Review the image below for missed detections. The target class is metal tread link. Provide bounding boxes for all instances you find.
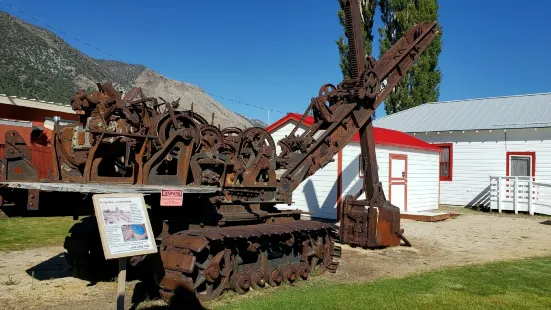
[158,220,341,303]
[162,220,338,250]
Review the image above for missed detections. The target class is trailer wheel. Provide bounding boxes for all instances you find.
[63,216,118,281]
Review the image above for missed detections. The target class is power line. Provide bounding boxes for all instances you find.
[205,92,286,114]
[0,0,289,116]
[0,0,124,62]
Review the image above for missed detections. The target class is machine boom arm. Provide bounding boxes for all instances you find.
[278,16,439,197]
[275,0,439,248]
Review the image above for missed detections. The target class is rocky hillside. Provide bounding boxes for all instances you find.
[0,11,255,128]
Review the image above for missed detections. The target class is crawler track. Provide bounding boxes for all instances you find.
[158,220,341,302]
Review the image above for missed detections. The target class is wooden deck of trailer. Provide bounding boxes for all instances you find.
[0,181,220,194]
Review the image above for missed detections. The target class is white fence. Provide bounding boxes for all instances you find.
[490,176,551,215]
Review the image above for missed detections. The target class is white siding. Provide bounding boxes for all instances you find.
[416,127,551,207]
[341,144,439,213]
[270,120,440,219]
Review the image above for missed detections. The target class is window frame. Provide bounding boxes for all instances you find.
[506,152,535,177]
[434,143,453,181]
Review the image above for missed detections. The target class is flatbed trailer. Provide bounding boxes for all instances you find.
[0,181,219,194]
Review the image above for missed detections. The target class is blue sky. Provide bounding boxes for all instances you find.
[2,0,551,124]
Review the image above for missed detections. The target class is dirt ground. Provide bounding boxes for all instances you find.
[1,208,551,310]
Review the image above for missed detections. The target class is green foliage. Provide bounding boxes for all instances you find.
[212,256,551,310]
[378,0,443,115]
[335,0,377,79]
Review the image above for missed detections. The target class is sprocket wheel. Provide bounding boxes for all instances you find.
[199,124,222,153]
[319,83,337,97]
[157,113,200,146]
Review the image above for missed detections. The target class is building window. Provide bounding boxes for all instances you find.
[507,152,535,177]
[434,143,453,181]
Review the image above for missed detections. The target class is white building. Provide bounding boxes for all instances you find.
[373,92,551,214]
[267,113,441,220]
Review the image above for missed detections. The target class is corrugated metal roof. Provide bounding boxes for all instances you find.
[0,94,74,114]
[373,92,551,132]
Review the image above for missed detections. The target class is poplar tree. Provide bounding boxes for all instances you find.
[378,0,442,114]
[335,0,377,80]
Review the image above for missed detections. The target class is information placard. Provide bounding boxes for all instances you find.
[92,193,158,260]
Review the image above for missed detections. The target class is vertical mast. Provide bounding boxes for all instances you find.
[342,0,380,202]
[342,0,366,79]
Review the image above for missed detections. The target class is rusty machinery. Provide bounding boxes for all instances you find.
[0,0,439,303]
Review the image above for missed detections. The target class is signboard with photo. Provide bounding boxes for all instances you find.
[92,193,157,259]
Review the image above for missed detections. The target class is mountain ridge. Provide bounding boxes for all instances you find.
[0,11,258,128]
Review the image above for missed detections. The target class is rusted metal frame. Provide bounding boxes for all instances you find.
[164,98,181,130]
[373,22,439,79]
[282,21,439,192]
[238,129,277,188]
[288,101,315,138]
[55,127,85,182]
[189,154,205,186]
[122,87,143,105]
[88,137,138,184]
[358,120,379,204]
[135,137,149,184]
[83,133,105,182]
[27,189,39,210]
[50,120,61,180]
[2,130,38,182]
[311,96,335,123]
[241,153,277,188]
[129,97,156,119]
[281,103,357,191]
[88,130,159,140]
[97,83,122,100]
[142,129,198,185]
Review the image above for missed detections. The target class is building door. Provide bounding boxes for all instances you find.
[389,154,408,211]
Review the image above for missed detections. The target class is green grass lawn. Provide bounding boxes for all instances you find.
[210,256,551,310]
[0,216,77,251]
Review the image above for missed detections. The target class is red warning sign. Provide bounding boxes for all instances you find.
[160,189,183,206]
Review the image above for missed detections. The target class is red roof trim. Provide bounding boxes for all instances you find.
[266,113,441,152]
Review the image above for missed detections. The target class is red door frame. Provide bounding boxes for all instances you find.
[389,153,408,211]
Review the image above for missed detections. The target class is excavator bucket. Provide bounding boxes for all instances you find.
[339,195,409,248]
